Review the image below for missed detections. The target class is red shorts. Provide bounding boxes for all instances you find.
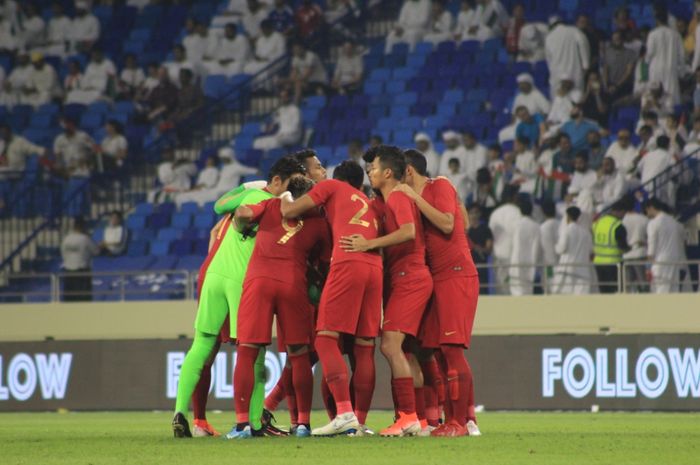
[383,268,433,337]
[237,277,314,346]
[316,261,383,338]
[419,274,479,349]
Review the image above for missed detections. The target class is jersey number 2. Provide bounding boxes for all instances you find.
[349,194,370,227]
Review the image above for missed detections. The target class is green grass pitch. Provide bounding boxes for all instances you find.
[1,411,698,465]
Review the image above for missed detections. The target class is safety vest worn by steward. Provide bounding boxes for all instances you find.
[593,214,623,264]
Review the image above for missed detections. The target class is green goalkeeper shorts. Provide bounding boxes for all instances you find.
[194,272,243,339]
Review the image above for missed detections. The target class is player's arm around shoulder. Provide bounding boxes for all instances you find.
[394,181,455,234]
[280,192,317,219]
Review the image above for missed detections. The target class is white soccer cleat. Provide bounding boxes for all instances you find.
[311,412,361,437]
[466,420,482,436]
[418,425,436,437]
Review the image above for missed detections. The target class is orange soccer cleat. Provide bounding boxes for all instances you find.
[430,420,468,437]
[192,419,221,437]
[379,412,422,437]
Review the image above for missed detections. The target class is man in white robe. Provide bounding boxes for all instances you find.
[553,206,593,294]
[539,199,559,292]
[438,130,468,175]
[253,89,302,150]
[384,0,431,53]
[645,198,686,293]
[488,186,521,294]
[423,0,454,45]
[545,16,590,95]
[646,8,685,105]
[414,132,439,176]
[509,194,541,296]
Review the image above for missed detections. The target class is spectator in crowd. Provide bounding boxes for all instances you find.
[545,76,581,130]
[63,59,83,95]
[552,206,593,294]
[0,7,19,55]
[621,195,649,293]
[0,53,30,107]
[552,133,576,174]
[461,130,487,182]
[438,130,467,175]
[513,73,550,117]
[592,201,629,293]
[488,185,520,294]
[144,66,178,123]
[117,54,146,100]
[664,114,687,158]
[53,117,95,178]
[539,198,559,288]
[369,134,383,148]
[242,0,272,40]
[516,16,547,63]
[470,0,509,41]
[636,111,664,144]
[136,62,160,104]
[545,15,590,94]
[384,0,431,53]
[569,151,596,195]
[206,23,251,77]
[243,19,286,76]
[70,0,100,53]
[602,30,636,104]
[18,2,45,52]
[44,1,71,57]
[509,193,541,296]
[466,203,493,293]
[684,118,700,156]
[97,120,128,173]
[423,0,454,45]
[640,81,674,118]
[593,157,626,212]
[253,88,302,150]
[511,136,537,193]
[148,148,194,203]
[560,103,601,152]
[284,42,328,102]
[580,70,610,128]
[586,130,607,170]
[444,157,470,200]
[634,135,674,205]
[165,45,195,87]
[183,20,215,70]
[646,6,685,105]
[629,46,650,105]
[171,69,204,124]
[645,198,687,293]
[613,6,636,42]
[331,41,363,95]
[175,155,221,206]
[61,216,99,302]
[68,48,116,104]
[469,167,499,216]
[605,129,637,177]
[0,123,46,179]
[504,3,524,57]
[176,147,257,206]
[295,0,325,43]
[453,0,477,42]
[413,132,438,176]
[267,0,295,35]
[99,211,127,256]
[575,13,602,68]
[22,52,58,108]
[637,124,655,156]
[514,106,542,148]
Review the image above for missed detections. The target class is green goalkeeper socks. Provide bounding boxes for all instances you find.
[249,347,267,430]
[174,330,218,416]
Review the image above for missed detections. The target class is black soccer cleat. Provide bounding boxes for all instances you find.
[172,412,193,438]
[261,409,290,436]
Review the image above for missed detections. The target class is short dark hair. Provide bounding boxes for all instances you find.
[448,157,460,166]
[292,148,317,166]
[559,133,571,142]
[501,184,520,203]
[267,156,305,182]
[376,145,406,181]
[516,193,533,216]
[369,134,383,144]
[106,119,123,134]
[566,206,581,221]
[333,160,365,190]
[656,135,670,149]
[403,149,428,176]
[541,198,556,218]
[476,167,491,185]
[642,110,658,121]
[362,146,380,164]
[575,151,589,162]
[516,136,530,147]
[288,176,314,199]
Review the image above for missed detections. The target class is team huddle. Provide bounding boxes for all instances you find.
[172,145,480,439]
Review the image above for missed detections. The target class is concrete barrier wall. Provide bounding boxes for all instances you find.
[1,294,699,342]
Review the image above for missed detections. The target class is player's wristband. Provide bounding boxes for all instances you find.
[243,180,268,190]
[279,191,293,202]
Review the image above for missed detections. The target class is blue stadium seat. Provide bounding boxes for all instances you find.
[414,42,433,55]
[177,254,202,271]
[171,212,192,229]
[157,228,180,241]
[194,212,215,229]
[134,203,154,215]
[127,240,149,257]
[369,68,391,81]
[150,240,171,256]
[385,81,406,94]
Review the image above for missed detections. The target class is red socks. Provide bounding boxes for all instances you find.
[466,358,476,423]
[264,366,288,412]
[233,345,259,424]
[315,335,352,415]
[423,385,439,426]
[440,344,470,427]
[289,352,313,425]
[414,386,426,422]
[352,344,375,425]
[320,376,336,420]
[192,361,212,420]
[391,377,415,415]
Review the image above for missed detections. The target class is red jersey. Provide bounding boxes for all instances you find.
[381,191,427,276]
[307,179,382,267]
[244,198,331,287]
[420,178,478,280]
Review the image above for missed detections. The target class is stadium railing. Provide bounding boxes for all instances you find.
[2,260,698,303]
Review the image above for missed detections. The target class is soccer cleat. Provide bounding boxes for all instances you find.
[466,420,482,437]
[311,412,361,436]
[430,420,467,437]
[345,424,374,436]
[418,420,436,437]
[224,424,263,440]
[172,412,192,438]
[379,412,422,437]
[192,419,220,437]
[261,409,290,436]
[295,425,311,437]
